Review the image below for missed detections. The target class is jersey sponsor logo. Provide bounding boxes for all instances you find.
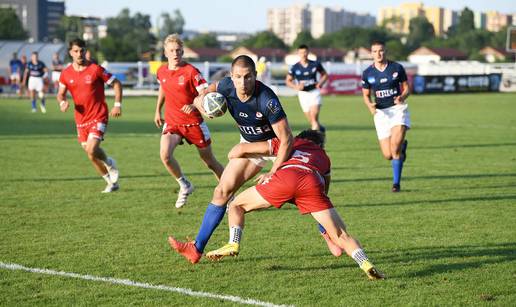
[392,72,398,79]
[295,70,301,75]
[375,88,397,98]
[267,99,281,114]
[162,78,166,83]
[178,75,185,85]
[256,112,263,118]
[70,79,74,84]
[303,71,309,76]
[239,112,248,118]
[238,125,271,135]
[85,75,92,84]
[380,78,388,83]
[311,67,316,73]
[367,76,376,84]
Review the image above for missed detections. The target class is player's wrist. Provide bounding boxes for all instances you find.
[60,100,67,107]
[114,102,122,108]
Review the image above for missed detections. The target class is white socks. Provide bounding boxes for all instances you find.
[176,176,190,189]
[351,249,369,267]
[229,226,242,244]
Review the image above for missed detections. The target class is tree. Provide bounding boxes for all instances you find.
[292,30,315,49]
[456,7,475,35]
[99,8,156,61]
[406,16,435,51]
[186,33,220,48]
[385,40,408,61]
[0,8,27,40]
[159,10,184,40]
[55,16,83,42]
[381,16,405,34]
[240,31,287,49]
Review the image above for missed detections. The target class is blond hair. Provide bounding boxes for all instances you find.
[163,34,184,48]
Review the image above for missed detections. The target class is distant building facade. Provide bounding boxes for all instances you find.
[0,0,65,42]
[268,4,375,45]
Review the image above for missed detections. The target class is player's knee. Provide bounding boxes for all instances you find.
[160,151,170,164]
[213,184,232,201]
[382,152,393,160]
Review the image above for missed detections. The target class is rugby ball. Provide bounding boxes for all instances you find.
[202,92,227,118]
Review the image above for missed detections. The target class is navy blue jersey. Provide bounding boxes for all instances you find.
[27,61,46,78]
[288,60,325,91]
[9,59,22,74]
[361,61,407,109]
[217,77,287,142]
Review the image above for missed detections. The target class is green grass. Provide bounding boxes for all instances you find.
[1,93,515,306]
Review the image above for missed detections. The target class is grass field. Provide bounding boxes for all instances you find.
[1,93,515,306]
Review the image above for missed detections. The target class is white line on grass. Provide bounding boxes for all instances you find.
[0,262,292,307]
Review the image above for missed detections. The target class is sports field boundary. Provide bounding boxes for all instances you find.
[0,262,292,307]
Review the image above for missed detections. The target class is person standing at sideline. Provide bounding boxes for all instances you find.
[361,40,410,193]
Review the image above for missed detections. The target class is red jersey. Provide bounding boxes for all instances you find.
[59,63,114,125]
[157,63,207,125]
[273,138,331,176]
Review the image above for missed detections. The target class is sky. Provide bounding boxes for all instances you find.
[66,0,515,33]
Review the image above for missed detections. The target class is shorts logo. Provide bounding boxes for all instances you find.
[239,112,248,118]
[178,76,185,85]
[97,122,106,132]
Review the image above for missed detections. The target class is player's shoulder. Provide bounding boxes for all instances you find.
[217,77,234,93]
[389,61,405,70]
[362,64,375,76]
[256,81,278,101]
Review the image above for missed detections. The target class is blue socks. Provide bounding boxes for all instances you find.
[31,99,36,109]
[41,98,45,107]
[194,203,227,252]
[392,159,403,185]
[318,223,327,234]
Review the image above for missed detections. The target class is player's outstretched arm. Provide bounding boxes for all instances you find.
[109,79,122,118]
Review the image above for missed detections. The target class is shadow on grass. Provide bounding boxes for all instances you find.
[332,172,516,183]
[379,242,516,278]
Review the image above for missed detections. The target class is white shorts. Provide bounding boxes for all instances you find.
[239,136,276,167]
[28,77,44,92]
[373,103,411,140]
[297,89,322,113]
[10,73,20,81]
[52,71,61,83]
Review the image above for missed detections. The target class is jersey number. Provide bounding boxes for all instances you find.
[291,150,311,163]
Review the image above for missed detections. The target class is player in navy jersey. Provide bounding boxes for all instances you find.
[22,52,49,113]
[8,53,23,94]
[286,44,328,133]
[361,41,410,192]
[205,130,384,280]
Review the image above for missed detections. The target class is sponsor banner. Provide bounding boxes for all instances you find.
[412,74,502,94]
[322,74,362,95]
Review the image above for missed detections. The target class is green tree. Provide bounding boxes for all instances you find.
[99,8,156,61]
[381,16,405,34]
[406,16,435,51]
[186,33,220,48]
[55,16,83,42]
[292,30,315,49]
[0,8,27,40]
[159,10,184,40]
[385,40,408,61]
[456,7,475,35]
[240,31,287,49]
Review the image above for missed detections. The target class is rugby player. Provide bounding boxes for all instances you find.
[8,53,22,94]
[286,44,328,133]
[361,40,410,192]
[56,38,122,193]
[206,130,384,280]
[154,34,224,208]
[23,52,48,113]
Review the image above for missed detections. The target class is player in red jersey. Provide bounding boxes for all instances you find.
[206,130,384,280]
[57,38,122,193]
[154,34,224,208]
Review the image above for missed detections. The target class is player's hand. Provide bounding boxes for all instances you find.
[110,106,122,118]
[369,107,376,115]
[181,104,196,114]
[394,96,405,105]
[59,101,69,112]
[154,113,164,128]
[255,172,273,185]
[297,82,305,91]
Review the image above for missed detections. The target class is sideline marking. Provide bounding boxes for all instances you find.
[0,262,292,307]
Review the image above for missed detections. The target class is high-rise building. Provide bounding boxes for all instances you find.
[485,11,512,32]
[268,4,375,45]
[0,0,65,42]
